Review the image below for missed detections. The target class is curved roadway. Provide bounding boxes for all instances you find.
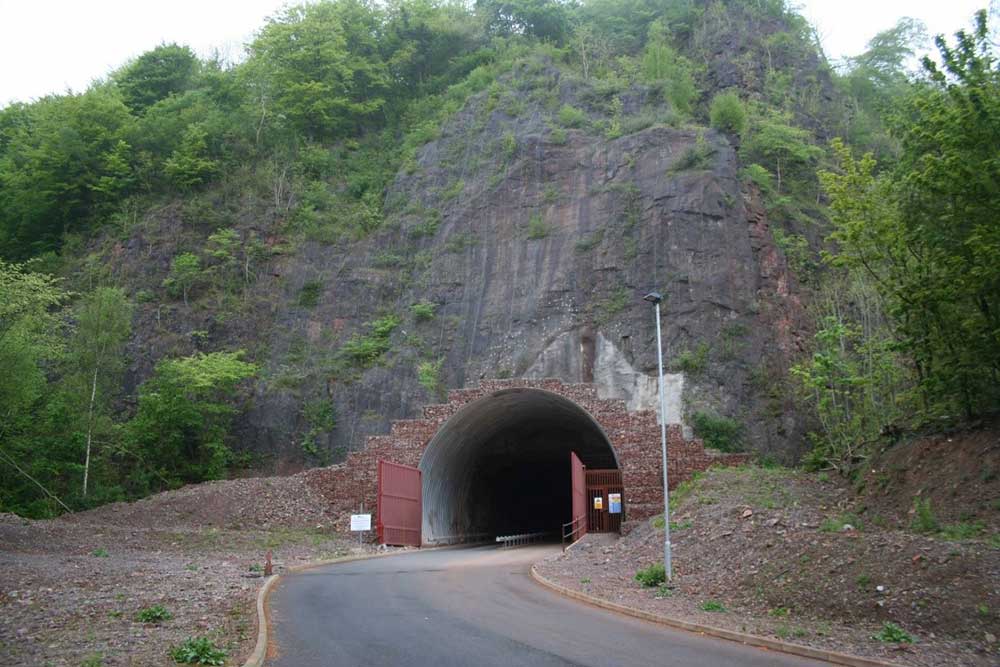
[265,545,828,667]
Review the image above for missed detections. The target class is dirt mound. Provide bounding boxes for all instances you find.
[859,421,1000,532]
[64,470,339,530]
[538,465,1000,666]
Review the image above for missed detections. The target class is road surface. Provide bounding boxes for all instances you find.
[265,544,828,666]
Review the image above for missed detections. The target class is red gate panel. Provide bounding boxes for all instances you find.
[586,469,623,534]
[570,451,587,542]
[377,460,422,547]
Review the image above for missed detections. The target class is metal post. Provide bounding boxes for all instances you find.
[646,293,672,582]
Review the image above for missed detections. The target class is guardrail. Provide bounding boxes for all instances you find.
[495,531,550,549]
[561,514,586,551]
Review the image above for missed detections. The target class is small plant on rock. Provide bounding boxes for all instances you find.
[634,563,666,588]
[170,637,228,665]
[136,605,173,623]
[872,622,914,644]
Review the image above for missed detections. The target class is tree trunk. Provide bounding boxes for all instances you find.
[83,367,98,497]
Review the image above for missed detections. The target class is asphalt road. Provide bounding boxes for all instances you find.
[265,545,828,667]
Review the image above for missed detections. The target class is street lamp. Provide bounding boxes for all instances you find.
[643,291,672,582]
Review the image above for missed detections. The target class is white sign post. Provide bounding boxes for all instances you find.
[351,504,371,546]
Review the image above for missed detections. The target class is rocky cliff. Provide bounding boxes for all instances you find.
[105,12,829,470]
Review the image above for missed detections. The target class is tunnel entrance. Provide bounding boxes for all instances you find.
[418,388,621,546]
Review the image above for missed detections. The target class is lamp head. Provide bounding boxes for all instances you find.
[643,292,663,304]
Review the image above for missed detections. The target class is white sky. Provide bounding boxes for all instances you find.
[0,1,992,108]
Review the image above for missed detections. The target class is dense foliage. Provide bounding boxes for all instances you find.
[796,11,1000,470]
[1,0,997,513]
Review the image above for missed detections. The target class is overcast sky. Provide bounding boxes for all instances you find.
[0,1,992,107]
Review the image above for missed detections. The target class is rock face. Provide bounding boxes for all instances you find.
[236,65,809,467]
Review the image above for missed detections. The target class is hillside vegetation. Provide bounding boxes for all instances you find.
[1,1,999,518]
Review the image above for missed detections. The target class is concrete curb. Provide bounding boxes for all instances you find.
[529,565,902,667]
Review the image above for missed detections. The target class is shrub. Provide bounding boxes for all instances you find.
[170,637,227,665]
[634,563,666,587]
[549,127,568,144]
[339,315,401,367]
[557,105,587,128]
[670,133,715,173]
[136,605,172,623]
[690,411,743,452]
[417,359,444,396]
[297,280,323,308]
[673,342,709,375]
[709,91,747,134]
[410,301,437,322]
[527,213,550,240]
[910,498,939,534]
[872,622,914,644]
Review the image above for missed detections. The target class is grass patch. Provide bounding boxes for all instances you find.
[938,521,984,541]
[634,563,666,587]
[872,622,914,644]
[820,513,863,532]
[136,605,173,623]
[444,232,477,253]
[91,548,109,558]
[669,133,715,173]
[170,637,228,665]
[700,600,726,612]
[575,229,604,253]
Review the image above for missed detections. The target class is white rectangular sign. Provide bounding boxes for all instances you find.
[350,514,372,532]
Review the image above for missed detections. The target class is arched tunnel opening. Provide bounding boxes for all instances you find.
[419,388,619,546]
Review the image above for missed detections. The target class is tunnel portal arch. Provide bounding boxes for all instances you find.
[418,387,619,546]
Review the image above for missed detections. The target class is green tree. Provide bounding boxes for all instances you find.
[741,108,822,193]
[116,43,200,115]
[163,124,217,189]
[245,1,391,140]
[127,351,257,492]
[640,21,697,115]
[66,287,132,496]
[0,261,72,515]
[162,252,204,305]
[0,88,133,258]
[709,90,746,134]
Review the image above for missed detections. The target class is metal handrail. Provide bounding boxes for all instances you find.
[561,514,586,551]
[495,531,550,549]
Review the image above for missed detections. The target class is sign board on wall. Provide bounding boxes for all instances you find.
[593,496,603,510]
[608,493,621,514]
[350,514,372,532]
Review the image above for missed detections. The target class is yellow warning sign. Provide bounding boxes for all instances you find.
[593,496,603,510]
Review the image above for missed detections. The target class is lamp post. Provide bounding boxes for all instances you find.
[643,291,672,582]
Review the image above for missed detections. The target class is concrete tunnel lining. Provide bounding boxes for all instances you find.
[418,388,619,545]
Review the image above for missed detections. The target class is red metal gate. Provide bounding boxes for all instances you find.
[586,469,624,533]
[566,451,587,544]
[377,460,422,547]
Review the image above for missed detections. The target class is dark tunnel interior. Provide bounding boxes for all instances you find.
[419,388,618,545]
